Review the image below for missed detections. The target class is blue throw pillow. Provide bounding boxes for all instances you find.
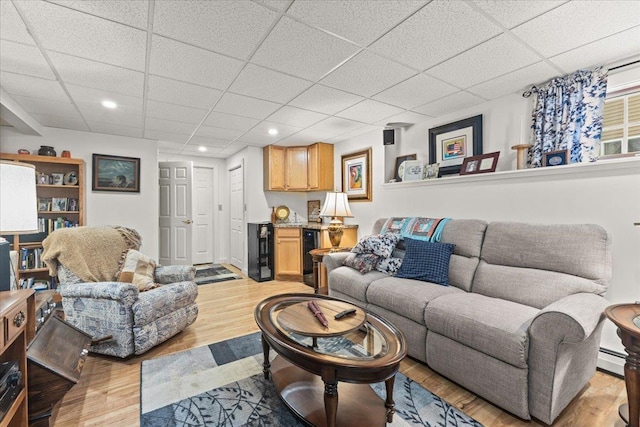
[395,238,455,286]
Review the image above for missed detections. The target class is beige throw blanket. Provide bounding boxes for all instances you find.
[42,226,141,282]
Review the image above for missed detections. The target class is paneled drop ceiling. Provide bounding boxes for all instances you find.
[1,0,639,158]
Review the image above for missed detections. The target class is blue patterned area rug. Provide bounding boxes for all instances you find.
[194,264,241,285]
[140,332,483,426]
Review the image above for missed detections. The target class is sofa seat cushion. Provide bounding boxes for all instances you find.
[328,266,388,302]
[367,277,464,325]
[425,293,539,368]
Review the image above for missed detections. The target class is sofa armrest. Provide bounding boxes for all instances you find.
[58,282,139,306]
[323,252,350,276]
[155,265,196,284]
[530,293,608,343]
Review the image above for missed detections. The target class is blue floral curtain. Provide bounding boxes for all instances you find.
[527,68,608,167]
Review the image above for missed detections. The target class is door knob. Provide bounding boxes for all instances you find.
[182,219,193,224]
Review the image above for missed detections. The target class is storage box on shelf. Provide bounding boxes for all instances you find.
[0,153,85,290]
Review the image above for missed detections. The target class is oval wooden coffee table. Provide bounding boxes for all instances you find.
[255,293,407,427]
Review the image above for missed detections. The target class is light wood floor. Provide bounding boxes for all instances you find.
[51,267,627,426]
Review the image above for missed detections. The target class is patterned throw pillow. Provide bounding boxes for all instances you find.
[376,257,403,275]
[351,233,400,258]
[343,253,380,274]
[117,249,159,291]
[395,238,455,286]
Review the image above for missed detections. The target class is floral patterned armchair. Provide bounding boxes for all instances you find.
[42,226,198,358]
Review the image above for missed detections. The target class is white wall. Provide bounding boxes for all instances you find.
[331,87,640,374]
[0,127,160,258]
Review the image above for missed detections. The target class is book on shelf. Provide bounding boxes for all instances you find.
[20,247,44,270]
[37,217,79,233]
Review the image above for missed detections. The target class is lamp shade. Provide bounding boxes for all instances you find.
[319,192,353,218]
[0,160,38,234]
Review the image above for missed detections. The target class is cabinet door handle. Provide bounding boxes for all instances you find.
[13,310,25,327]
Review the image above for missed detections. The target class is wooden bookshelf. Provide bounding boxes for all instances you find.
[0,153,85,288]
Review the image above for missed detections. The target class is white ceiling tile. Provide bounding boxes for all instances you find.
[427,34,540,88]
[145,117,196,135]
[267,106,328,128]
[195,125,244,141]
[10,94,77,117]
[189,135,233,148]
[320,51,417,97]
[79,103,143,128]
[238,121,302,145]
[203,111,259,132]
[88,121,144,138]
[213,93,281,120]
[374,110,432,127]
[373,73,458,109]
[148,75,222,110]
[0,72,68,102]
[146,100,208,124]
[229,64,312,103]
[255,1,290,11]
[150,35,244,89]
[156,140,184,150]
[287,0,427,46]
[276,128,334,146]
[326,124,382,143]
[154,1,277,60]
[145,129,188,143]
[413,91,485,117]
[251,16,360,80]
[0,40,54,80]
[288,84,364,115]
[549,26,640,74]
[49,51,144,97]
[512,1,640,57]
[468,62,560,100]
[471,0,565,29]
[214,144,247,156]
[370,1,501,70]
[47,0,149,29]
[30,112,89,131]
[66,84,143,110]
[17,0,147,70]
[336,99,405,123]
[307,116,366,135]
[0,1,34,44]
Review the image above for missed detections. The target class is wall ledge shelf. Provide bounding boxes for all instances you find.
[382,156,640,189]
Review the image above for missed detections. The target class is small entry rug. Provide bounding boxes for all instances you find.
[194,264,241,285]
[140,332,483,426]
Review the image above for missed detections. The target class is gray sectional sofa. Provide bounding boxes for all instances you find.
[324,218,611,424]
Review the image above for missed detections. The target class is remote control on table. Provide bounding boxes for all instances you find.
[334,308,357,319]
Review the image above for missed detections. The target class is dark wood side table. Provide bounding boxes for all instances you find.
[309,247,351,294]
[605,303,640,427]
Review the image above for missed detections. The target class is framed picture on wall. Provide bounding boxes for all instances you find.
[92,154,140,192]
[342,148,372,201]
[428,115,483,176]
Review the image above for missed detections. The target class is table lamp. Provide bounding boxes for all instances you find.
[319,192,353,252]
[0,160,39,291]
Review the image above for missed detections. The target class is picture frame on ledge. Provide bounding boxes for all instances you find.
[394,154,417,182]
[342,148,372,201]
[542,149,569,167]
[307,200,321,223]
[460,151,500,175]
[401,160,423,181]
[428,115,483,176]
[423,163,440,179]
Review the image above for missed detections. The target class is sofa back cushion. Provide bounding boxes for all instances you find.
[372,218,487,291]
[473,222,611,308]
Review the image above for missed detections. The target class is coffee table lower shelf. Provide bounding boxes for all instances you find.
[270,355,387,427]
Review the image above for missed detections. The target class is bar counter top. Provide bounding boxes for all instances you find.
[272,222,358,230]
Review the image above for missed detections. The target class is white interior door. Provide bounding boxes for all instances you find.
[159,162,193,266]
[229,164,244,269]
[192,167,214,265]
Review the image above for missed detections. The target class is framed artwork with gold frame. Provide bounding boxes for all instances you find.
[341,148,372,202]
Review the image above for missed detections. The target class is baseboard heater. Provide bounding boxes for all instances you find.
[597,347,625,378]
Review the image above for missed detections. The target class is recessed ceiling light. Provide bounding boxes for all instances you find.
[101,100,117,109]
[268,128,278,135]
[198,146,207,152]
